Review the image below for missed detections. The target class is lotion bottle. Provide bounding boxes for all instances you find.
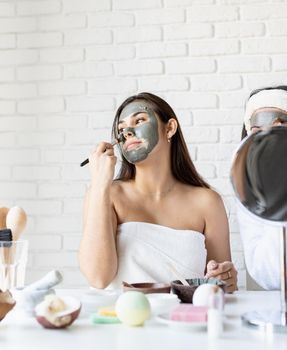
[207,288,224,338]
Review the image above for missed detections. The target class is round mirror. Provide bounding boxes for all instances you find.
[230,126,287,332]
[231,126,287,224]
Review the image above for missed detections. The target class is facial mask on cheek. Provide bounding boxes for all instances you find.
[118,102,159,164]
[250,111,287,129]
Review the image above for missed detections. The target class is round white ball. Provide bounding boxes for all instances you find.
[193,284,224,307]
[115,291,151,326]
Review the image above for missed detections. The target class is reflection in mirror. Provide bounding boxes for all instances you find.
[231,126,287,332]
[231,127,287,223]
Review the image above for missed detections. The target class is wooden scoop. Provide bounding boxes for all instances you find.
[6,206,27,241]
[0,207,9,230]
[122,281,135,288]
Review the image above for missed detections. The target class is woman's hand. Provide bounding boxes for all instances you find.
[205,260,238,293]
[88,142,117,188]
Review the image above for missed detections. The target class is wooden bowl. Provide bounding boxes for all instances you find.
[122,282,171,294]
[171,278,226,303]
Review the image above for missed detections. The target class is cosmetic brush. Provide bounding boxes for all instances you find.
[0,206,27,290]
[80,134,124,167]
[0,229,12,244]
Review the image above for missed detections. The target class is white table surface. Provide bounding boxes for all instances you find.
[1,290,287,350]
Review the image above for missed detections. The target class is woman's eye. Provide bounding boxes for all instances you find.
[118,128,124,134]
[136,118,145,125]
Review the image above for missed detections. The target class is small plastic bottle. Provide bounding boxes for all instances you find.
[207,288,224,338]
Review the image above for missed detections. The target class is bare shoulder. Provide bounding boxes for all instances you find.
[193,187,227,221]
[180,184,224,209]
[180,184,221,200]
[110,179,132,200]
[196,187,223,205]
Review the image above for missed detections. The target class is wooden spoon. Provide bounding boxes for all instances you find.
[0,207,9,230]
[6,206,27,241]
[165,262,190,286]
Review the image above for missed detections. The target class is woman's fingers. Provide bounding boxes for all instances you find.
[206,260,218,273]
[215,268,236,281]
[88,141,117,177]
[96,142,114,154]
[205,261,238,293]
[216,270,237,293]
[225,283,237,293]
[88,142,115,163]
[206,261,233,277]
[104,148,114,156]
[224,269,238,293]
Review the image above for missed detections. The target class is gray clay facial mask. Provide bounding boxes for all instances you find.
[118,102,159,164]
[250,111,287,129]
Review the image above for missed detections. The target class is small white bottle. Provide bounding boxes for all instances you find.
[207,288,224,338]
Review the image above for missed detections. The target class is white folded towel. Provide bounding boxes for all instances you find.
[108,222,207,289]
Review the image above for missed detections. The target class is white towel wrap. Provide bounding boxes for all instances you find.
[108,222,207,290]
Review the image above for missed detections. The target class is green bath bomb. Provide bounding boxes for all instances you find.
[115,291,151,326]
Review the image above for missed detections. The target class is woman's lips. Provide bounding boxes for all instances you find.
[125,140,142,151]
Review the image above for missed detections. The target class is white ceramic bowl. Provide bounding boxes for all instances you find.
[80,289,120,317]
[146,293,180,316]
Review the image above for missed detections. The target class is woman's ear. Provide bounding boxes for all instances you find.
[166,118,178,141]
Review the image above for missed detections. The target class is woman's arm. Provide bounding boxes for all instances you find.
[202,190,238,292]
[204,190,231,262]
[78,142,118,289]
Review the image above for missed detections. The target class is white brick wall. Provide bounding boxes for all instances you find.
[1,0,286,289]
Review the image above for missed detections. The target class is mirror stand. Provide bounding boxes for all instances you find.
[242,226,287,332]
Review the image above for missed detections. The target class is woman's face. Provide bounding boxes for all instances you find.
[117,101,159,164]
[250,107,287,133]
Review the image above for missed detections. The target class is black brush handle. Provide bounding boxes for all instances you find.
[0,228,12,247]
[80,158,89,167]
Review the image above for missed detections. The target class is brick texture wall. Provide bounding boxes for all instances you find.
[1,0,286,288]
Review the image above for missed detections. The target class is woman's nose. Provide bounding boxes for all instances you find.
[123,127,135,139]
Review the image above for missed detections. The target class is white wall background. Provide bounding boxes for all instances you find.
[0,0,287,288]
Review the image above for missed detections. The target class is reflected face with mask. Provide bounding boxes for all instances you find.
[250,107,287,134]
[117,101,159,164]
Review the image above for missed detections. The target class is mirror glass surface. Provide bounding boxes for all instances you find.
[231,126,287,223]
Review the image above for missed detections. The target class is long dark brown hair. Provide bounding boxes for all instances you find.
[241,85,287,140]
[112,92,210,188]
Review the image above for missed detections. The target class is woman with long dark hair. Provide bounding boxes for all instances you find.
[79,92,237,292]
